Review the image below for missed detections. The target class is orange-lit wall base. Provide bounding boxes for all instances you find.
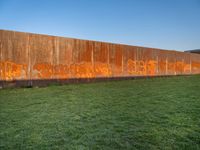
[0,30,200,87]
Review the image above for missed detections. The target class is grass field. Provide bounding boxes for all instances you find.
[0,75,200,149]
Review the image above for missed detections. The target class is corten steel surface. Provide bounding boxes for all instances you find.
[0,30,200,88]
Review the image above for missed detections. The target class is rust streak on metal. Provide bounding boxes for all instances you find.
[0,29,200,88]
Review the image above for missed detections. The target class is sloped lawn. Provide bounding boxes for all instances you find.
[0,75,200,149]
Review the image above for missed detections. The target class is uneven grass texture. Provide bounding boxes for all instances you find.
[0,75,200,149]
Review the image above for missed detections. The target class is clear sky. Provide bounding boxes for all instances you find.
[0,0,200,51]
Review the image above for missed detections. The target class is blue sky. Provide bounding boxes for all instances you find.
[0,0,200,51]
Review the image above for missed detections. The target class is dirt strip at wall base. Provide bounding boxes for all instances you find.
[0,74,197,88]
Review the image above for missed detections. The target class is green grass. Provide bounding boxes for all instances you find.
[0,75,200,150]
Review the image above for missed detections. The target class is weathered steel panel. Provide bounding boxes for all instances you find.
[0,31,29,81]
[29,33,54,80]
[0,29,200,88]
[191,53,200,74]
[157,49,168,75]
[124,45,137,76]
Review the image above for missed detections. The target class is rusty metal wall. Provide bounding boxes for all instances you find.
[0,30,200,87]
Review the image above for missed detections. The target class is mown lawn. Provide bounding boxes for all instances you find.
[0,75,200,149]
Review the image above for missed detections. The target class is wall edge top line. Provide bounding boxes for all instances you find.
[0,29,188,54]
